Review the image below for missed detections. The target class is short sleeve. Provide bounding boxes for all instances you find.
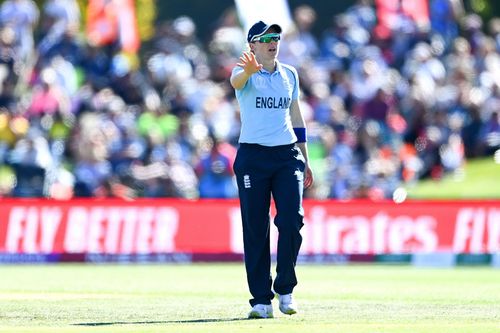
[231,66,245,76]
[290,67,299,100]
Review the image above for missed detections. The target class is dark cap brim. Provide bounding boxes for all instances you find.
[248,22,283,42]
[267,24,282,34]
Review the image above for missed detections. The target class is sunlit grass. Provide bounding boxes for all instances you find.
[407,157,500,199]
[0,264,499,333]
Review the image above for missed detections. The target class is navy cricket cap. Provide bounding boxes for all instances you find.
[247,21,282,42]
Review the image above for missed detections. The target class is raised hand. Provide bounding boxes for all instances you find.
[236,51,263,75]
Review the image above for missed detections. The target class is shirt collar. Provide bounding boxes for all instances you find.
[259,60,283,76]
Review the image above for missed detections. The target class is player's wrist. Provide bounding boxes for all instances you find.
[243,67,257,75]
[293,127,307,143]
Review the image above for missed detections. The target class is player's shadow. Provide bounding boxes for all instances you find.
[73,318,249,326]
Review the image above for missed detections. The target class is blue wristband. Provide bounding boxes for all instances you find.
[293,127,307,143]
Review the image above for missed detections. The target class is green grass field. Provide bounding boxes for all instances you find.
[407,157,500,199]
[0,264,499,333]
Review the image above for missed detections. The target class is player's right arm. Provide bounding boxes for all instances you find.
[230,51,262,90]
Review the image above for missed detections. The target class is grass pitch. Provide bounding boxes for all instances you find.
[0,263,499,333]
[407,157,500,199]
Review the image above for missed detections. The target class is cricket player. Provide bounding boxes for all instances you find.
[230,20,314,319]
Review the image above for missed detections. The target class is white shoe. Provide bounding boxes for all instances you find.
[248,304,274,319]
[276,293,297,315]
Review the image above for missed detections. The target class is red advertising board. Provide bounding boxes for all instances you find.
[0,199,498,256]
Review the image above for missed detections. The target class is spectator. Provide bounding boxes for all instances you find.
[280,5,319,67]
[0,2,498,200]
[361,88,394,122]
[195,133,237,198]
[38,0,81,57]
[0,0,39,62]
[430,0,463,50]
[479,111,500,155]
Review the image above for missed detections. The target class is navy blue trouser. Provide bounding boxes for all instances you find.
[233,143,305,306]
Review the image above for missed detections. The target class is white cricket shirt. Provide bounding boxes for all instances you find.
[233,61,300,146]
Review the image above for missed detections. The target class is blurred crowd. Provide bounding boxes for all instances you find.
[0,0,499,200]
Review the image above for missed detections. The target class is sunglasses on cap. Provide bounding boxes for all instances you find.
[252,33,281,43]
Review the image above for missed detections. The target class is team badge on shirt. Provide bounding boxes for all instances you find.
[254,76,267,90]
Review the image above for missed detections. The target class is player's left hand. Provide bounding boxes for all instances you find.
[304,163,314,189]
